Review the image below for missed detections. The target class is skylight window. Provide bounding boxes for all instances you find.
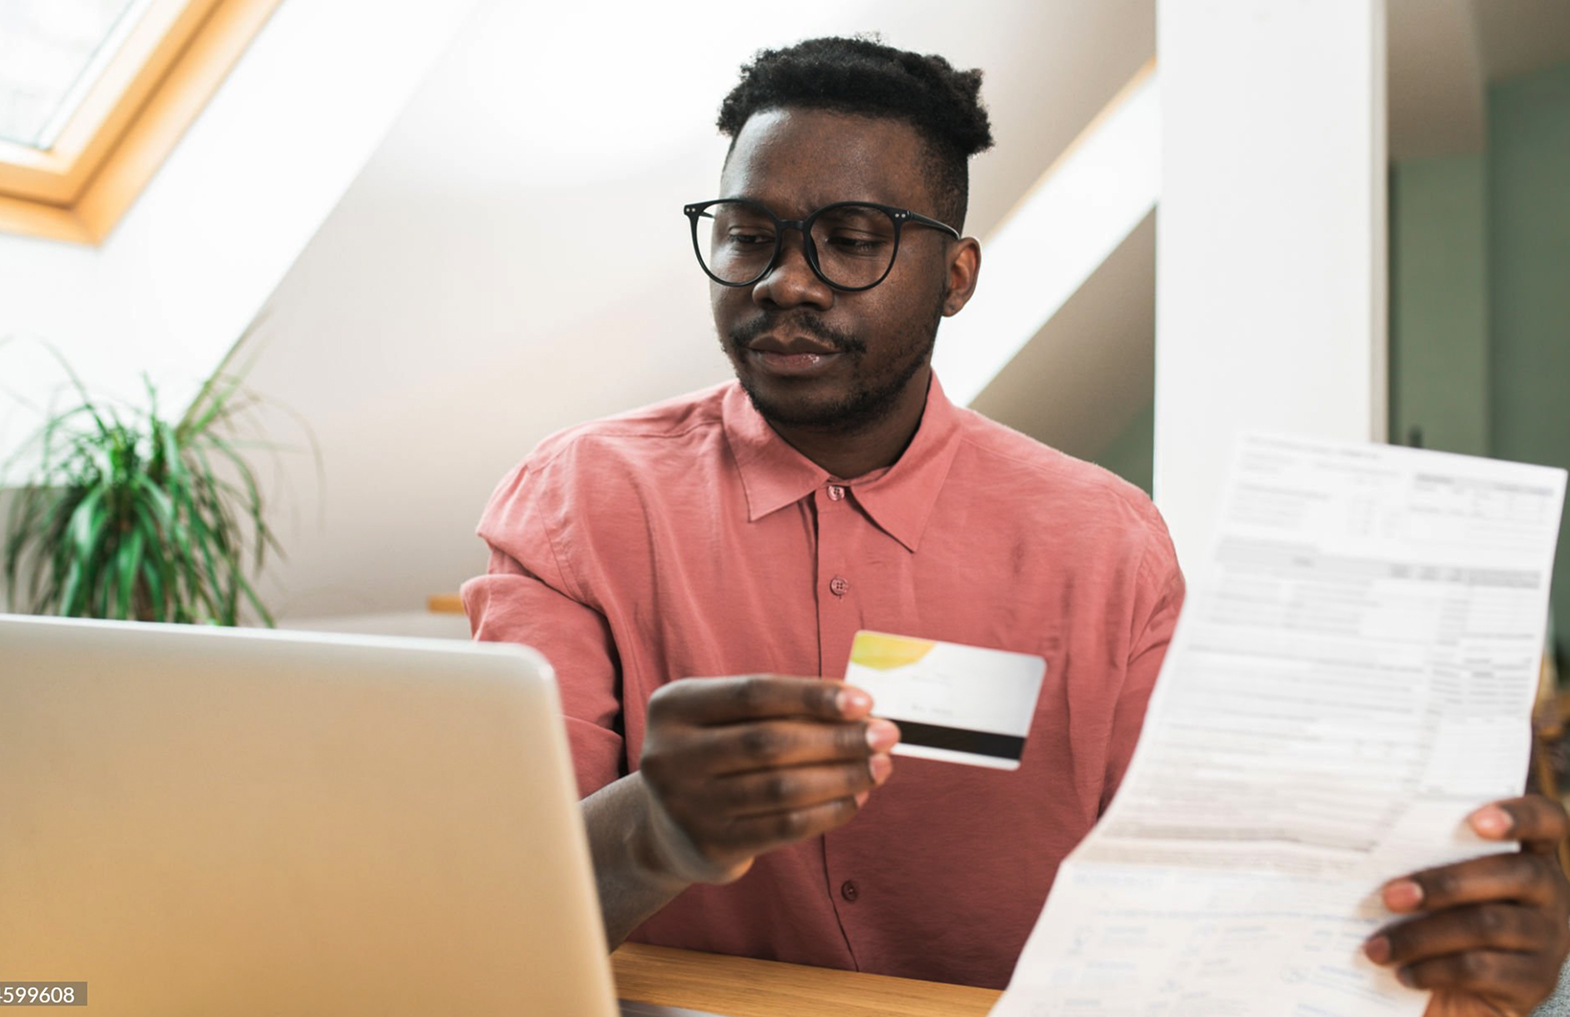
[0,0,281,245]
[0,0,154,149]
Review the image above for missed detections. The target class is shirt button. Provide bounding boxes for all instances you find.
[829,576,849,597]
[827,484,845,501]
[840,880,859,902]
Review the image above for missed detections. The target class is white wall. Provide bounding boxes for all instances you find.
[1154,0,1388,567]
[0,0,481,451]
[933,68,1159,407]
[228,0,1157,619]
[971,212,1156,465]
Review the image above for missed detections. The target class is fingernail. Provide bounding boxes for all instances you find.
[866,719,899,752]
[838,688,871,714]
[1383,879,1423,912]
[854,790,870,808]
[869,754,894,784]
[1396,966,1417,989]
[1363,935,1391,964]
[1470,804,1512,839]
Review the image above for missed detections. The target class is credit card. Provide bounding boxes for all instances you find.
[844,630,1047,771]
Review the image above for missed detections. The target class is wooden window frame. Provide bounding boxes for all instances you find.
[0,0,283,245]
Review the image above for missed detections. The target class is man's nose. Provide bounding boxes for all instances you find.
[751,230,833,310]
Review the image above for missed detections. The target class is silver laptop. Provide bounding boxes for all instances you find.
[0,614,620,1016]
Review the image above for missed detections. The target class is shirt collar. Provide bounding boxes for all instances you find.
[722,372,963,553]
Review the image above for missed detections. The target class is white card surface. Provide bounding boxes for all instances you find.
[844,631,1047,770]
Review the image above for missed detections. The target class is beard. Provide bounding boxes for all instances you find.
[722,300,944,433]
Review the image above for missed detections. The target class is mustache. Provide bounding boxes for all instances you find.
[728,313,866,355]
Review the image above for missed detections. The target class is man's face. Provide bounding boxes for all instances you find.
[711,108,956,432]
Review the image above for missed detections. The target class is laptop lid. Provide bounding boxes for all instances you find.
[0,614,618,1017]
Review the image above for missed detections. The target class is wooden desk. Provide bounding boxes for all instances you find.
[612,942,1000,1017]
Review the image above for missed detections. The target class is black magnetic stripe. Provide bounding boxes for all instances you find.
[894,720,1025,760]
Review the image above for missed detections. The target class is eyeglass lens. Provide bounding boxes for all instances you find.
[698,201,898,289]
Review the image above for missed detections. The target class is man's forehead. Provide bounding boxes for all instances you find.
[719,107,930,210]
[725,106,926,161]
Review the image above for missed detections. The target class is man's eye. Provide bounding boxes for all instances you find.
[724,231,773,246]
[825,233,888,253]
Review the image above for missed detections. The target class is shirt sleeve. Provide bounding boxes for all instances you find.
[1100,521,1186,814]
[461,462,625,798]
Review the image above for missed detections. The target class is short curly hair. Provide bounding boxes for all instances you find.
[716,36,994,231]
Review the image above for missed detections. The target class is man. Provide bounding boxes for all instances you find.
[464,36,1570,1013]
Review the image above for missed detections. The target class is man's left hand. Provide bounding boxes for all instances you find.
[1363,795,1570,1017]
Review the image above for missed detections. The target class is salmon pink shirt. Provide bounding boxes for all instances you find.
[462,374,1184,989]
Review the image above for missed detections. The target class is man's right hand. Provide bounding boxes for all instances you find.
[635,674,899,885]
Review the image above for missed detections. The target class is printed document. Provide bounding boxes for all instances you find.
[992,433,1567,1017]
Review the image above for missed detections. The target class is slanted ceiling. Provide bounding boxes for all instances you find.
[10,0,1567,621]
[1387,0,1570,160]
[234,0,1158,619]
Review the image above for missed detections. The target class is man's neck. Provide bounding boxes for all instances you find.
[767,367,931,480]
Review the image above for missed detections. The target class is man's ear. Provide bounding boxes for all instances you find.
[942,237,981,317]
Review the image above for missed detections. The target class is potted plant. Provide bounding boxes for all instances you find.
[2,353,300,626]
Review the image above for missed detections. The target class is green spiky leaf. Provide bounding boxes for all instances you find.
[1,342,314,627]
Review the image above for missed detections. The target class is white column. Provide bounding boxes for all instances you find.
[1154,0,1388,567]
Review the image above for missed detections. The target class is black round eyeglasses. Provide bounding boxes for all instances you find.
[684,199,961,292]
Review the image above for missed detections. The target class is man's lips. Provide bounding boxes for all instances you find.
[744,339,844,378]
[745,335,841,356]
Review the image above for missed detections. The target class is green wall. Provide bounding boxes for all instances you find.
[1099,64,1570,651]
[1098,398,1154,496]
[1488,61,1570,658]
[1392,59,1570,660]
[1389,154,1489,456]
